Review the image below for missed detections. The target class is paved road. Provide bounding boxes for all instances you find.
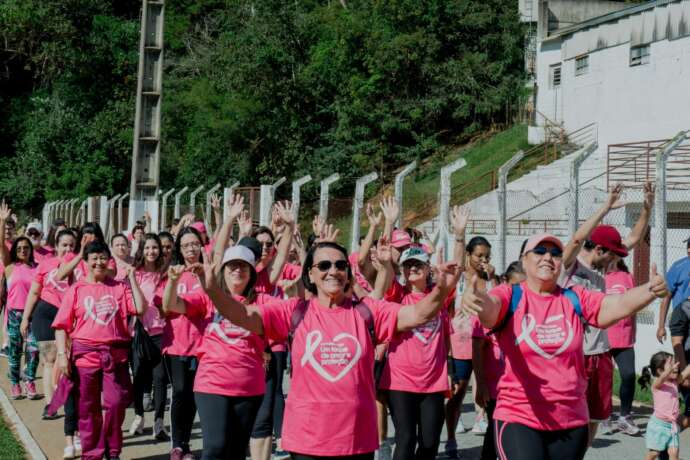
[0,356,687,459]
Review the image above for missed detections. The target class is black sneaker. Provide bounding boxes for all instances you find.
[0,346,8,357]
[42,405,59,420]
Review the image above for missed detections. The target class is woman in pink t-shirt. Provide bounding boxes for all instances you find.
[110,233,134,281]
[128,233,169,441]
[164,242,277,460]
[162,225,208,458]
[605,257,639,435]
[200,236,461,460]
[0,203,40,400]
[462,233,669,460]
[20,229,76,414]
[55,222,115,283]
[53,240,146,460]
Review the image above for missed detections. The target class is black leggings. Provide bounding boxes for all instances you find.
[494,420,588,460]
[165,355,197,452]
[252,350,287,438]
[387,390,445,460]
[195,392,263,460]
[291,454,374,460]
[610,347,635,417]
[132,335,168,419]
[480,399,497,460]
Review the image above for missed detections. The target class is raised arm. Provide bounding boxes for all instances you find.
[212,194,245,266]
[55,234,94,281]
[359,203,383,285]
[562,184,624,269]
[162,265,189,314]
[597,263,668,328]
[201,260,265,335]
[127,268,147,316]
[380,196,399,241]
[652,356,677,390]
[623,182,653,250]
[450,205,470,269]
[237,210,253,240]
[268,201,295,286]
[461,274,503,328]
[0,201,12,267]
[369,236,394,300]
[396,259,460,331]
[209,193,223,239]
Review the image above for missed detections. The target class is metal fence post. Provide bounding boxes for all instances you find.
[394,161,417,228]
[223,182,241,222]
[160,188,175,231]
[350,172,378,252]
[319,174,340,222]
[653,132,687,276]
[291,175,312,222]
[204,183,222,230]
[439,159,467,259]
[189,185,205,218]
[259,177,286,227]
[117,194,129,233]
[79,199,88,227]
[106,194,122,241]
[68,199,80,227]
[496,151,525,274]
[173,187,189,219]
[568,142,597,239]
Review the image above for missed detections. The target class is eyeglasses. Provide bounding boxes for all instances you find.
[530,246,563,258]
[181,242,201,250]
[260,241,274,249]
[312,260,349,272]
[402,261,427,271]
[16,246,31,251]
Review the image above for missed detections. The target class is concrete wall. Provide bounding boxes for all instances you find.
[541,0,642,35]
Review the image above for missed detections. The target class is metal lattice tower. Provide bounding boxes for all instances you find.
[129,0,165,231]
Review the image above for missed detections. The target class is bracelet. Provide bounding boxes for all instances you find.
[455,237,465,243]
[57,352,66,356]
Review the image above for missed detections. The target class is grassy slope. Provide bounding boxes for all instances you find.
[331,124,530,246]
[0,412,25,460]
[613,369,652,405]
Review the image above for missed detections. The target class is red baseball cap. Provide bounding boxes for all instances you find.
[590,225,628,257]
[190,221,207,234]
[391,230,412,249]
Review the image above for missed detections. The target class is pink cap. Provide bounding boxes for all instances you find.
[190,221,207,234]
[391,230,412,249]
[522,233,564,254]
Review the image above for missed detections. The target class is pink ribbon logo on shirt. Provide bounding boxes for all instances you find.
[413,316,440,344]
[46,268,68,292]
[83,295,118,326]
[515,314,574,360]
[301,330,362,383]
[208,320,250,345]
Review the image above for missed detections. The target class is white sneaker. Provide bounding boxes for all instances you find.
[129,414,145,436]
[455,421,467,434]
[377,440,392,460]
[472,416,488,435]
[63,446,75,460]
[73,435,81,454]
[599,418,614,435]
[616,415,640,435]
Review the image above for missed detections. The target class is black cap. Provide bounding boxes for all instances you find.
[238,237,262,261]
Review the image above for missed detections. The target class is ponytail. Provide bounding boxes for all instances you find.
[638,366,652,390]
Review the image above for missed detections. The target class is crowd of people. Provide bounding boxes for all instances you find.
[0,182,688,460]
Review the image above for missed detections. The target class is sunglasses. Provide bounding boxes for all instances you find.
[530,246,563,258]
[402,261,427,270]
[261,241,274,249]
[312,260,349,272]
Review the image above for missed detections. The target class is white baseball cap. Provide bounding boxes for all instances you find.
[221,245,256,268]
[26,222,43,234]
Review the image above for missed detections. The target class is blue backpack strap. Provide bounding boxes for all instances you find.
[353,299,376,346]
[489,284,523,335]
[562,288,583,319]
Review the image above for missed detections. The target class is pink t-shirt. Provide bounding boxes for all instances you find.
[183,291,276,397]
[34,245,55,264]
[471,316,505,399]
[67,255,117,283]
[652,381,680,423]
[605,271,636,349]
[490,282,605,430]
[258,262,302,353]
[53,278,137,368]
[161,271,209,356]
[35,256,70,308]
[378,288,450,393]
[260,296,402,456]
[135,269,166,336]
[450,312,473,360]
[7,264,38,310]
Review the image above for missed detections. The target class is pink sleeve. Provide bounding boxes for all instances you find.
[34,262,47,285]
[488,283,513,327]
[107,258,117,270]
[571,285,605,328]
[471,316,487,339]
[260,298,298,342]
[384,279,405,303]
[180,291,212,318]
[121,283,137,316]
[53,285,77,332]
[363,297,403,343]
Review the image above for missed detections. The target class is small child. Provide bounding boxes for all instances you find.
[638,351,690,460]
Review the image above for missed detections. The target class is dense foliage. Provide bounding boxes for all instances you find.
[0,0,525,213]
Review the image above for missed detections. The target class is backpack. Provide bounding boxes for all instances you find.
[490,284,583,334]
[287,297,377,349]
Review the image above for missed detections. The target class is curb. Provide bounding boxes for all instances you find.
[0,386,47,460]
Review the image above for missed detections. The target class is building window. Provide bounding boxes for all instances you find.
[575,55,589,76]
[630,45,650,66]
[550,63,562,88]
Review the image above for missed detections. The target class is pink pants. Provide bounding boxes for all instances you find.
[76,364,132,460]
